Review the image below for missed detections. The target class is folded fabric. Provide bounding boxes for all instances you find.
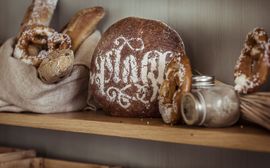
[0,31,100,113]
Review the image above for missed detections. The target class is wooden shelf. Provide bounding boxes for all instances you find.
[0,111,269,153]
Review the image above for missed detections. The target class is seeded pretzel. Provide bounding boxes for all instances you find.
[234,28,270,94]
[158,56,192,124]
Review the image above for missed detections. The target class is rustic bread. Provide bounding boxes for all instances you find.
[38,49,74,84]
[89,17,187,117]
[62,7,105,51]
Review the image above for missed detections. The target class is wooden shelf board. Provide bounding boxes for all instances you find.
[0,111,269,153]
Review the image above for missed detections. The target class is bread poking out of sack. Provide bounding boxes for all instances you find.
[38,49,74,84]
[0,37,100,113]
[19,0,58,36]
[14,25,55,67]
[13,2,105,85]
[14,25,72,67]
[62,6,105,51]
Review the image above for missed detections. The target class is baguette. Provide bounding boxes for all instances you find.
[62,7,105,51]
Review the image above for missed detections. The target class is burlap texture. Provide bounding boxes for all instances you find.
[0,31,100,113]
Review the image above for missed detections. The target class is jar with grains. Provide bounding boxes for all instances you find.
[181,76,240,127]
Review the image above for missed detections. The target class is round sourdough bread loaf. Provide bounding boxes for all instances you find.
[89,17,186,117]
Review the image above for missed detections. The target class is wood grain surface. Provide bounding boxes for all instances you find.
[0,111,269,153]
[0,148,36,162]
[0,158,112,168]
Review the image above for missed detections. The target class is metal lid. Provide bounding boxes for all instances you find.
[192,75,215,89]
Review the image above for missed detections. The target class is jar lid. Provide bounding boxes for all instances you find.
[192,75,215,88]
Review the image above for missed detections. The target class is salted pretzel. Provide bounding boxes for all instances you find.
[14,25,54,66]
[234,28,270,94]
[48,32,72,52]
[158,56,192,124]
[14,25,72,67]
[19,0,58,36]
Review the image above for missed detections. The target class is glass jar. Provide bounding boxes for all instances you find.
[181,76,240,127]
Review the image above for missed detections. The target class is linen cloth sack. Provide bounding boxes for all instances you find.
[0,31,101,113]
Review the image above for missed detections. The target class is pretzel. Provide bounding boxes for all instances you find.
[14,25,72,67]
[158,56,192,124]
[48,32,72,52]
[14,25,54,66]
[234,28,270,94]
[19,0,58,36]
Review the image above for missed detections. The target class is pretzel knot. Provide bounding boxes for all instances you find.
[234,28,270,94]
[158,56,192,124]
[14,25,72,67]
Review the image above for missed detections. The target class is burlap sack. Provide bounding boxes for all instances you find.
[0,31,101,113]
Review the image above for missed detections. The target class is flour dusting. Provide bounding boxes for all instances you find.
[90,36,178,109]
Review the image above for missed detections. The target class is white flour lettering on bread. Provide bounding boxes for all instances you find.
[89,17,187,117]
[90,35,174,109]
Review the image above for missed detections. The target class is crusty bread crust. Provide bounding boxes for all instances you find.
[89,17,189,117]
[62,7,105,51]
[19,0,58,36]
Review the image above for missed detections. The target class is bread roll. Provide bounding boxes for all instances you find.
[19,0,58,35]
[89,17,188,117]
[62,7,105,51]
[38,49,74,84]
